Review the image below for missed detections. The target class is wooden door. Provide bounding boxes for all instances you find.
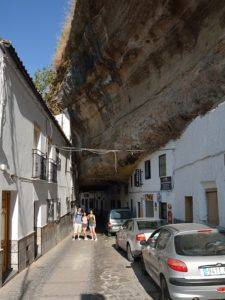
[206,191,219,226]
[1,191,10,274]
[185,196,193,222]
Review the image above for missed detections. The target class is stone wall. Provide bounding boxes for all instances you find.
[37,213,72,256]
[11,232,35,272]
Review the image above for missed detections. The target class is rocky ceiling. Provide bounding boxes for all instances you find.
[53,0,225,187]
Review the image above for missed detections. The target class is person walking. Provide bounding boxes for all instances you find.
[88,210,97,241]
[73,207,82,240]
[82,212,88,240]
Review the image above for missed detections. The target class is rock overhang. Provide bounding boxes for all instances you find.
[53,0,225,186]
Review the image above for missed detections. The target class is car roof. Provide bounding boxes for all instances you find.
[131,218,162,222]
[162,223,212,233]
[110,208,131,211]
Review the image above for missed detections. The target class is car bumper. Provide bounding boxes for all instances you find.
[168,278,225,299]
[108,226,121,233]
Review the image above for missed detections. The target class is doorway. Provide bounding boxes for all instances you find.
[185,196,193,222]
[206,190,219,226]
[145,200,154,217]
[1,191,10,274]
[34,202,39,258]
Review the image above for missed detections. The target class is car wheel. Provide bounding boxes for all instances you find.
[161,277,171,300]
[127,244,134,263]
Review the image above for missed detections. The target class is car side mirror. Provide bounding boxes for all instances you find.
[149,238,156,248]
[140,240,147,246]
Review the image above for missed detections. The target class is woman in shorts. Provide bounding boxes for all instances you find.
[82,212,88,240]
[88,210,97,241]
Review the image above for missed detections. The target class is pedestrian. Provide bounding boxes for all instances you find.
[73,207,82,240]
[88,210,97,241]
[82,211,88,240]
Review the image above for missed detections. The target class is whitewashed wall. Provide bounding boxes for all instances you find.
[174,101,225,227]
[128,141,175,218]
[0,47,73,241]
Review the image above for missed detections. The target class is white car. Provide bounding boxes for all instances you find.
[116,218,165,262]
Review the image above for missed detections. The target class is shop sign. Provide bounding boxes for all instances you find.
[160,176,172,190]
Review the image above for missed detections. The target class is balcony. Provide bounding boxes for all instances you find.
[48,158,57,183]
[32,149,47,180]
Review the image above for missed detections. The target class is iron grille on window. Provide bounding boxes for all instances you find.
[32,149,47,180]
[48,158,57,183]
[47,199,54,223]
[134,169,143,187]
[66,197,71,213]
[56,199,61,220]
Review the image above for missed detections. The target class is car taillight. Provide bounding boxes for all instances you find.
[108,222,112,227]
[217,287,225,293]
[136,233,146,241]
[167,258,188,272]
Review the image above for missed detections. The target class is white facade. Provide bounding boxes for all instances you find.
[55,109,71,142]
[173,101,225,227]
[128,141,175,220]
[0,42,74,274]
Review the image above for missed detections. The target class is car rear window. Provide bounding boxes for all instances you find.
[175,231,225,256]
[110,210,132,219]
[137,221,163,230]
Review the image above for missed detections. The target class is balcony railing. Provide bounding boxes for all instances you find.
[32,149,47,180]
[48,158,57,183]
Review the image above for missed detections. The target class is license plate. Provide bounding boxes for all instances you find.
[201,267,225,276]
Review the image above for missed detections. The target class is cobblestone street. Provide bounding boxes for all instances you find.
[0,233,160,300]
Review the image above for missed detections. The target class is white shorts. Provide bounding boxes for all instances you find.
[73,223,82,233]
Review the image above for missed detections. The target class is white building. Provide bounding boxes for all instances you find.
[128,141,176,221]
[0,40,74,283]
[173,101,225,227]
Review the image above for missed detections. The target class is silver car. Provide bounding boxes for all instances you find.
[116,218,164,262]
[107,208,132,236]
[141,223,225,300]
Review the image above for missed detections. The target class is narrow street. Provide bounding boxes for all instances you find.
[0,233,160,300]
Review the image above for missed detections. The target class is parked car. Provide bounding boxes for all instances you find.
[107,208,132,236]
[141,223,225,300]
[116,218,165,262]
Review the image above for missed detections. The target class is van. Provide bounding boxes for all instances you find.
[107,208,132,236]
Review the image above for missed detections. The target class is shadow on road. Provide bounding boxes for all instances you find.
[112,243,160,300]
[81,294,105,300]
[131,261,161,300]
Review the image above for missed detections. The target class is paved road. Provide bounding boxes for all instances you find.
[0,234,160,300]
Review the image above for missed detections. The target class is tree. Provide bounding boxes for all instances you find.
[33,66,56,109]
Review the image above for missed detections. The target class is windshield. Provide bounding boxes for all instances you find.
[175,231,225,256]
[137,221,163,230]
[110,210,132,219]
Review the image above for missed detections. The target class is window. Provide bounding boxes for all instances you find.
[110,210,132,219]
[159,154,166,177]
[33,124,41,150]
[145,160,151,179]
[175,231,225,256]
[127,220,134,231]
[130,176,133,187]
[156,229,171,250]
[56,199,61,220]
[47,199,54,222]
[66,197,71,213]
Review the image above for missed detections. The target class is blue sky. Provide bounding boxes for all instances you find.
[0,0,70,77]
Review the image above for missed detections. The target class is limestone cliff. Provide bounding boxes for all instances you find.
[53,0,225,186]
